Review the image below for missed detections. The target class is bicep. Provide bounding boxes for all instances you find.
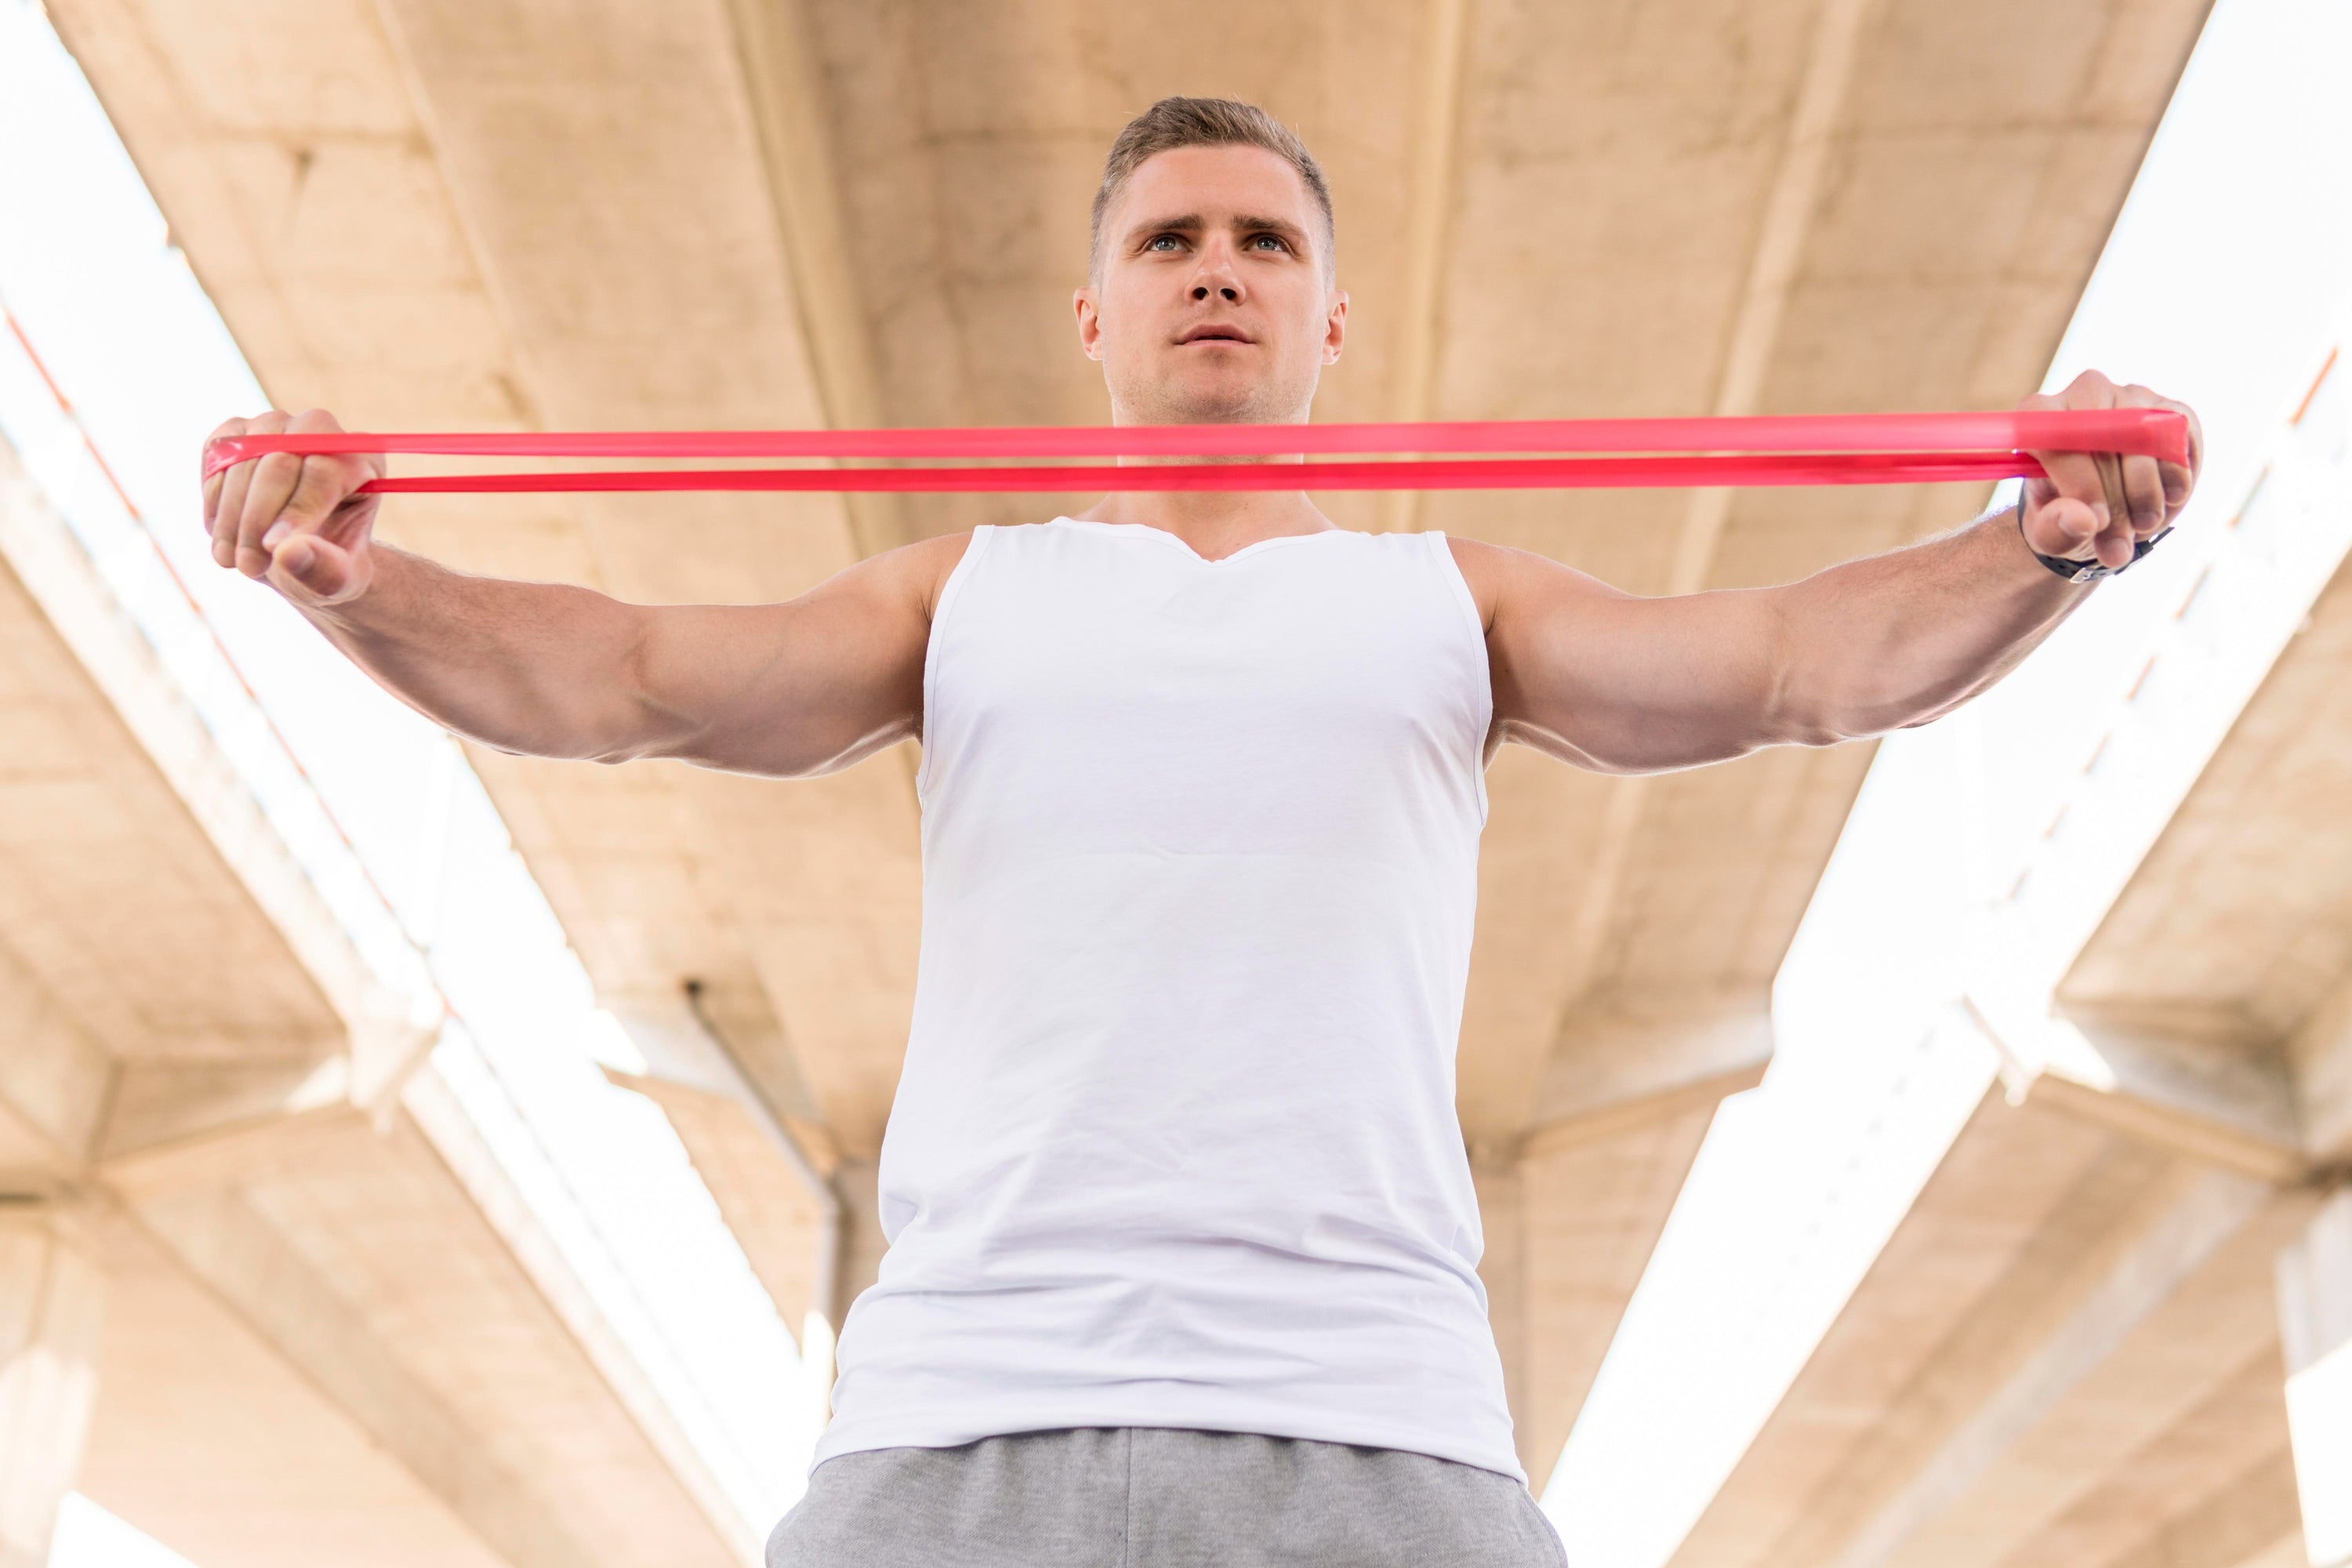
[628,533,965,777]
[1471,541,1795,774]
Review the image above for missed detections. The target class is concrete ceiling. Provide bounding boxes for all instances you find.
[1663,365,2352,1568]
[1669,1091,2313,1568]
[44,0,2212,1497]
[0,435,753,1564]
[2064,538,2352,1069]
[0,480,344,1079]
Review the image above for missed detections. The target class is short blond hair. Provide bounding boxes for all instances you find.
[1090,97,1335,280]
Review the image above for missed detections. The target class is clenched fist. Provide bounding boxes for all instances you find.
[2019,370,2201,572]
[201,408,384,607]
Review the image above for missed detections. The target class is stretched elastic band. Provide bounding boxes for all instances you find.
[201,408,2190,493]
[351,452,2026,494]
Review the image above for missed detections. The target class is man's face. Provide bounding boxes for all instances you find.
[1076,144,1347,426]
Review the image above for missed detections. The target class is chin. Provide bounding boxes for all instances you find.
[1142,368,1303,425]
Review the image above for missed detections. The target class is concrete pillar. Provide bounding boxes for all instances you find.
[827,1156,885,1329]
[1468,1142,1530,1468]
[2280,1186,2352,1568]
[0,1212,106,1568]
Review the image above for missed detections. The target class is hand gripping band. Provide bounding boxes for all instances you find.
[201,408,2190,494]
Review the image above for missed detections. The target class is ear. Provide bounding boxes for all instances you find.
[1074,285,1105,362]
[1322,289,1349,367]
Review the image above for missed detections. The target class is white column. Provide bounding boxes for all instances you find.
[2281,1187,2352,1568]
[0,1213,107,1568]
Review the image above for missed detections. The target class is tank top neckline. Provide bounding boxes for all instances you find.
[1044,515,1378,568]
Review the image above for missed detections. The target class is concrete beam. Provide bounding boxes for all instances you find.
[78,1209,524,1568]
[1818,1167,2273,1568]
[1971,995,2307,1183]
[1373,0,1472,538]
[604,992,850,1346]
[100,1070,757,1568]
[1526,995,1773,1152]
[398,1069,760,1566]
[2290,975,2352,1164]
[827,1156,885,1334]
[720,0,905,560]
[124,1181,606,1568]
[0,448,369,1042]
[603,1067,829,1345]
[1515,0,1877,1129]
[2069,1436,2303,1568]
[0,943,111,1188]
[1482,999,1769,1488]
[2279,1188,2352,1568]
[0,1211,105,1568]
[1671,1085,2314,1568]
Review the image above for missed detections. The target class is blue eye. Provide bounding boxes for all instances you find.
[1147,235,1181,252]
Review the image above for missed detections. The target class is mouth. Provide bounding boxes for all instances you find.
[1175,324,1254,346]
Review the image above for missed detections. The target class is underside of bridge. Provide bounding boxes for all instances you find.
[0,445,750,1568]
[16,1,2350,1566]
[1672,361,2352,1568]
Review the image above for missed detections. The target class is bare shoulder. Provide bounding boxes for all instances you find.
[906,528,977,622]
[831,528,975,623]
[1442,535,1511,631]
[1443,533,1627,633]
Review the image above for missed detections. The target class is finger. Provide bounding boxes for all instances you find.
[200,416,245,542]
[273,410,367,545]
[2062,367,2118,408]
[212,408,288,572]
[2121,452,2166,536]
[2023,448,2110,554]
[2095,456,2136,568]
[2163,399,2202,517]
[2039,495,2103,560]
[235,454,312,579]
[267,531,358,603]
[2109,383,2178,528]
[2158,459,2191,517]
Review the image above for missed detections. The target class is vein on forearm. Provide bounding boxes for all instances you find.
[304,546,656,760]
[1773,506,2086,742]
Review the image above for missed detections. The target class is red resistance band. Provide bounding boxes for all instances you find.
[202,409,2190,495]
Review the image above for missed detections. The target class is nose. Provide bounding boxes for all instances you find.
[1189,239,1244,304]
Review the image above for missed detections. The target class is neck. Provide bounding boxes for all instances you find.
[1071,400,1338,559]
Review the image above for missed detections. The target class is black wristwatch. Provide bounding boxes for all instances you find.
[2016,499,2169,583]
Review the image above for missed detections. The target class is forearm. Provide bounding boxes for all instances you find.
[1773,503,2088,742]
[299,545,664,760]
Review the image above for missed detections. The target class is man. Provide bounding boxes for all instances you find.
[205,97,2196,1568]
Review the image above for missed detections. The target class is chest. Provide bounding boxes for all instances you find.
[920,528,1492,849]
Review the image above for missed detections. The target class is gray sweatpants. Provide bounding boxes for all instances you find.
[766,1426,1570,1567]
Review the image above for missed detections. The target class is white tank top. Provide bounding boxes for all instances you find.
[815,517,1521,1480]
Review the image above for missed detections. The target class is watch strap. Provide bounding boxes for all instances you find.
[2017,499,2170,583]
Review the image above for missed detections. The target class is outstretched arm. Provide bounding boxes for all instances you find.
[1454,372,2202,774]
[204,408,965,777]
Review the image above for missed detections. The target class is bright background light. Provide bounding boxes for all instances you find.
[6,0,2348,1563]
[0,2,823,1559]
[45,1499,197,1568]
[1544,2,2352,1563]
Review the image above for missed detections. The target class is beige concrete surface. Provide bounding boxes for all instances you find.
[1669,1086,2317,1568]
[2279,1191,2352,1568]
[38,0,2211,1491]
[0,441,756,1566]
[0,1214,105,1568]
[1669,394,2352,1568]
